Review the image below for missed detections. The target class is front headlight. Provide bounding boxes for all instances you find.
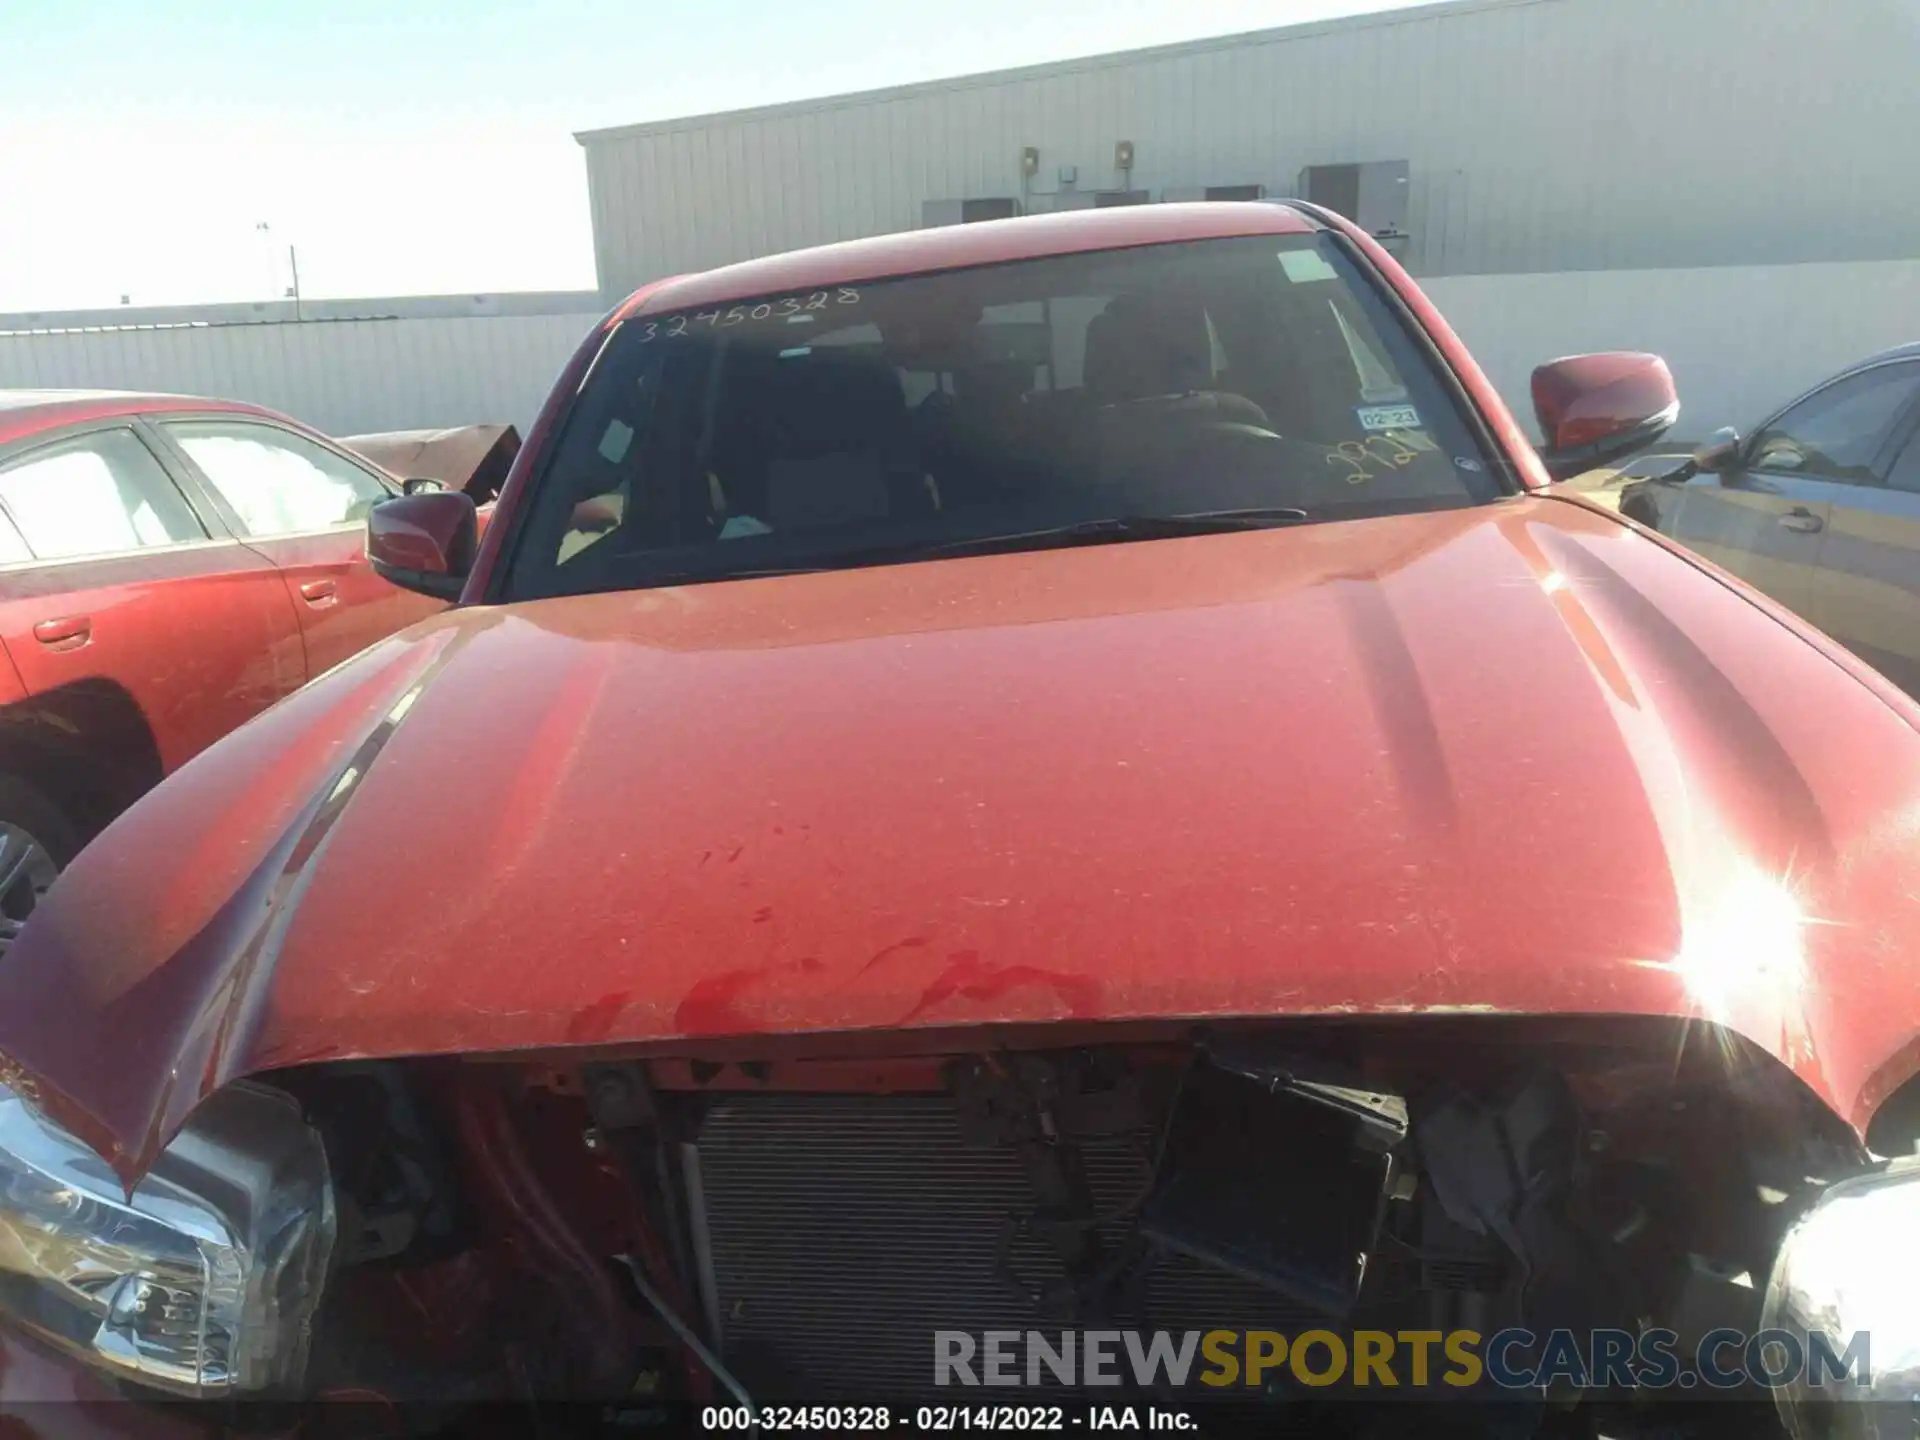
[0,1081,334,1398]
[1763,1155,1920,1437]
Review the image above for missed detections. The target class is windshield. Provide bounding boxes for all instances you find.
[503,234,1500,600]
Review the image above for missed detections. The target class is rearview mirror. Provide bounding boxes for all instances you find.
[367,491,477,602]
[1530,352,1680,482]
[1693,426,1742,475]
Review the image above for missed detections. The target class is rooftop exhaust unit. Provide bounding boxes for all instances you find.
[920,197,1022,228]
[1296,161,1409,247]
[1162,184,1269,203]
[1029,189,1150,213]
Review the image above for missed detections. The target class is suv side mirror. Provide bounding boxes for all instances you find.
[402,476,448,495]
[1531,352,1680,482]
[1692,426,1742,475]
[367,491,477,601]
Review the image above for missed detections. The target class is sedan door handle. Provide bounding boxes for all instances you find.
[1777,507,1824,534]
[30,615,91,648]
[298,579,338,603]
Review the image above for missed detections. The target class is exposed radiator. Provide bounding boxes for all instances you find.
[688,1093,1323,1400]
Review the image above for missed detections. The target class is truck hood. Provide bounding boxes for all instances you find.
[6,496,1920,1181]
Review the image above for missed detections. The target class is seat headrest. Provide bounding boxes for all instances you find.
[1083,292,1213,402]
[769,350,907,454]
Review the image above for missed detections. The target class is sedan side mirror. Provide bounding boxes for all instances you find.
[402,476,448,496]
[1531,352,1680,482]
[367,491,478,602]
[1692,426,1742,475]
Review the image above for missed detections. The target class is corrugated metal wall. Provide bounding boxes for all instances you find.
[7,0,1917,444]
[0,312,601,437]
[1424,258,1920,443]
[1,291,600,333]
[580,0,1920,299]
[4,262,1913,446]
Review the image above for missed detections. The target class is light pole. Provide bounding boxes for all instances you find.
[257,224,304,320]
[255,222,275,301]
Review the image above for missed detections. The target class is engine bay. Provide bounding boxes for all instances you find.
[272,1017,1863,1435]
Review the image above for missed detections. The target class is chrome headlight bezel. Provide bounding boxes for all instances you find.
[0,1080,335,1398]
[1763,1154,1920,1436]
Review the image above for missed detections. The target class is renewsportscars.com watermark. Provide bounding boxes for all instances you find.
[934,1328,1872,1393]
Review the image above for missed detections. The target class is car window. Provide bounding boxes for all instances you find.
[1887,430,1920,495]
[506,234,1498,601]
[161,420,390,537]
[0,427,205,561]
[0,510,29,564]
[1747,362,1920,484]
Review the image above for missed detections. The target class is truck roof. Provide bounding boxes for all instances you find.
[620,200,1324,320]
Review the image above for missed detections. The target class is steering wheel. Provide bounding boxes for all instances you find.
[1100,390,1278,435]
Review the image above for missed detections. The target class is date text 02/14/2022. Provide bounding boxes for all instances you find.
[700,1404,1201,1431]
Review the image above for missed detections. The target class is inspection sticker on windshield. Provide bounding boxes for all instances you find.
[1355,403,1422,432]
[1278,250,1339,284]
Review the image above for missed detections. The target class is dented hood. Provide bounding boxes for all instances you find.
[7,496,1920,1180]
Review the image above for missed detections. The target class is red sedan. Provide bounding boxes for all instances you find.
[0,204,1915,1432]
[0,391,452,953]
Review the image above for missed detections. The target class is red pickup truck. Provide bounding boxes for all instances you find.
[0,391,454,953]
[2,205,1917,1435]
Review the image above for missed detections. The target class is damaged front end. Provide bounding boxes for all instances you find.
[3,1017,1903,1436]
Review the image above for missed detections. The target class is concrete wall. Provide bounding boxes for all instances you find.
[579,0,1920,299]
[2,261,1915,446]
[1424,259,1920,444]
[0,311,601,437]
[0,291,601,332]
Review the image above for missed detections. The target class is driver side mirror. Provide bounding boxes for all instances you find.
[402,476,448,496]
[1692,426,1742,475]
[1531,352,1680,482]
[367,491,477,601]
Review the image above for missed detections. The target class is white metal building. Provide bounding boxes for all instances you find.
[572,0,1920,436]
[577,0,1920,294]
[3,0,1918,440]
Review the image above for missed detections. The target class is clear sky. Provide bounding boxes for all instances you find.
[0,0,1432,312]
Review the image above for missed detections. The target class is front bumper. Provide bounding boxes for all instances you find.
[0,1327,217,1440]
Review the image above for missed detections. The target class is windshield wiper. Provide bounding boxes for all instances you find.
[919,507,1315,559]
[633,509,1317,588]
